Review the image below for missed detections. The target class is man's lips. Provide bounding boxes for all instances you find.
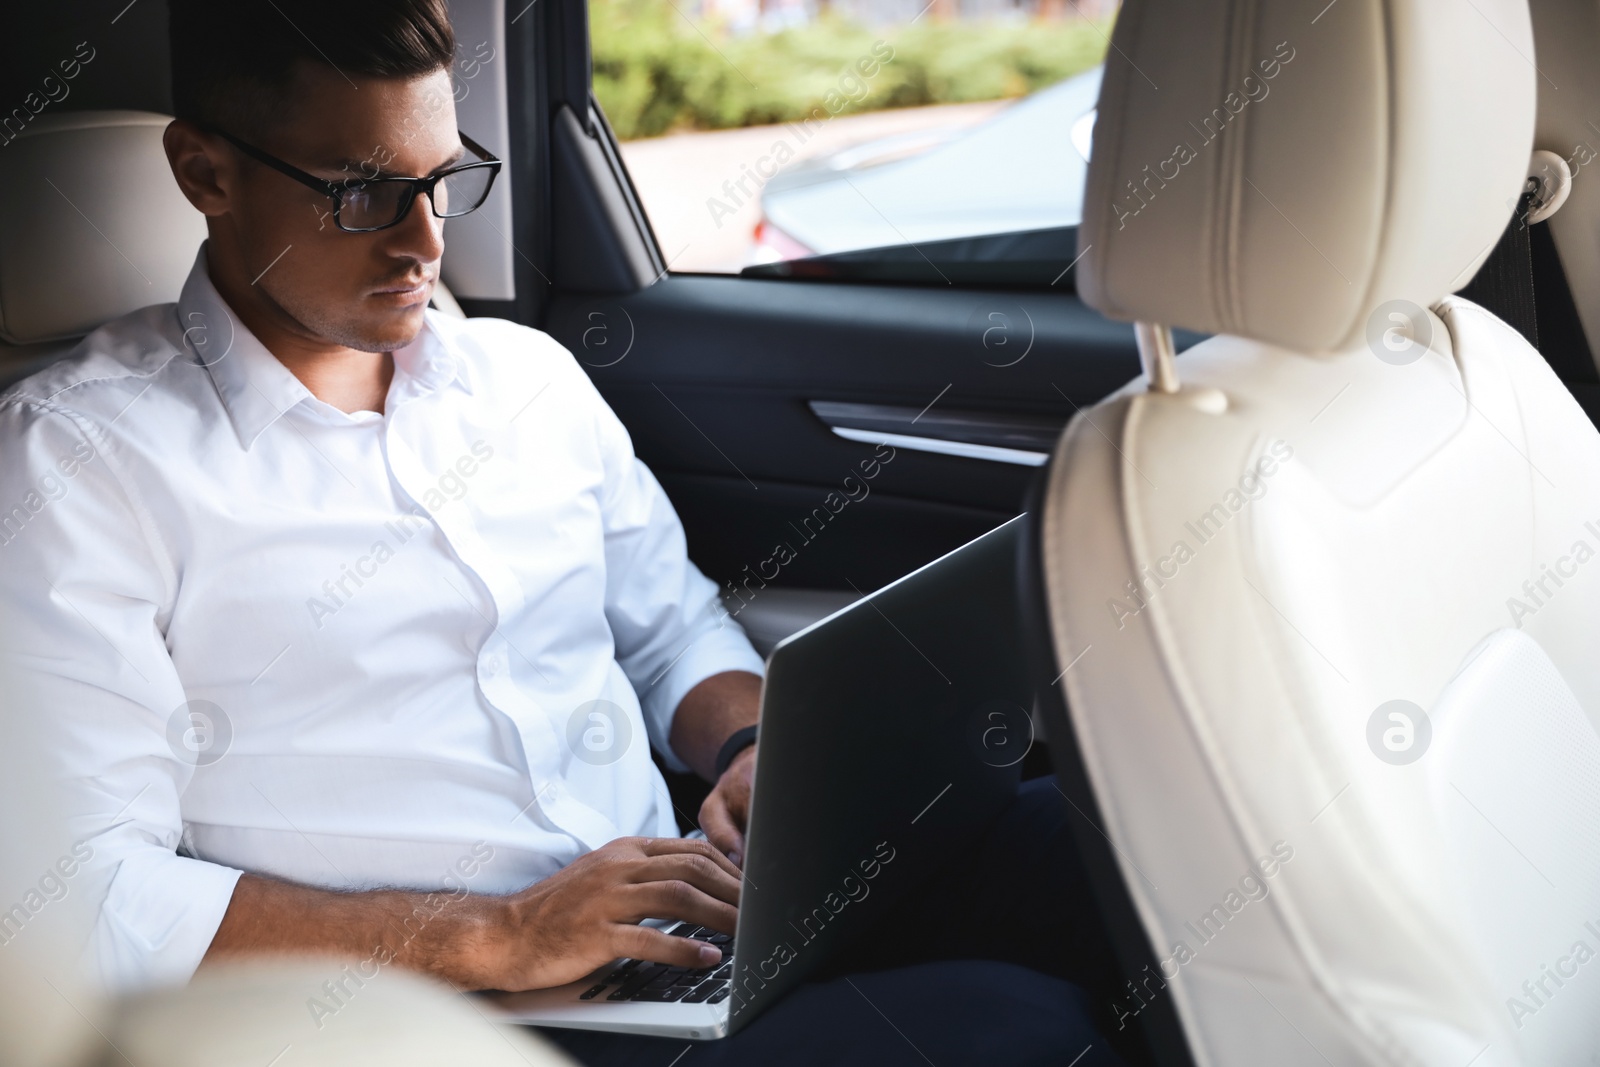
[370,278,433,310]
[372,276,433,297]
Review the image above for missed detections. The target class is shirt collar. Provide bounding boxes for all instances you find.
[392,306,476,402]
[175,245,473,451]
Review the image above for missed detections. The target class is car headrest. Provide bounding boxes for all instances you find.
[0,110,206,346]
[1076,0,1537,354]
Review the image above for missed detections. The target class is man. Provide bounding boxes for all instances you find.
[0,2,1123,1063]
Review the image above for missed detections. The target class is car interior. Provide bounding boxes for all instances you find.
[4,0,1600,1063]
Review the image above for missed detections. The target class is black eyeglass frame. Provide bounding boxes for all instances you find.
[208,127,503,233]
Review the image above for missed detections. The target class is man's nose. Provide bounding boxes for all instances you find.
[388,186,448,261]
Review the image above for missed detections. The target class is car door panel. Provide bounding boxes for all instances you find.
[544,273,1145,589]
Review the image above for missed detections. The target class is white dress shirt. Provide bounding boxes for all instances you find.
[0,247,763,991]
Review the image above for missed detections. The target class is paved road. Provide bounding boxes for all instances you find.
[618,100,1009,273]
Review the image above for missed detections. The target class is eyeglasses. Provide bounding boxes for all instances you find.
[209,127,502,233]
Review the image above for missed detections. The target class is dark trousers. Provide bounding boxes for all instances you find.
[536,777,1128,1067]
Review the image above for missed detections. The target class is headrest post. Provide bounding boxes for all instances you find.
[1134,322,1179,394]
[1525,151,1572,225]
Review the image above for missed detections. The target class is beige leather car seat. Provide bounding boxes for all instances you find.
[1032,0,1600,1064]
[0,111,207,386]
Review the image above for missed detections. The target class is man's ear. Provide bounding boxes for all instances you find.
[162,119,234,219]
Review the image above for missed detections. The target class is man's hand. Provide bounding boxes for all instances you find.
[700,744,756,867]
[203,670,764,995]
[668,670,762,862]
[466,836,740,991]
[204,836,740,994]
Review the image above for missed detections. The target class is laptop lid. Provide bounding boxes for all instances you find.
[727,516,1030,1033]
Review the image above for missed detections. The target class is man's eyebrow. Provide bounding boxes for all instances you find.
[328,145,469,179]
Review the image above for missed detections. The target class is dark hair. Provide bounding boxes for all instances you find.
[168,0,456,137]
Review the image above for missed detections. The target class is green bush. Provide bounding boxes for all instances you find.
[591,0,1109,140]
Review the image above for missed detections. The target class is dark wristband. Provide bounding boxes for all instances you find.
[713,725,759,779]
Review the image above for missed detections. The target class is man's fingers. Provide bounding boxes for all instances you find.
[631,853,741,906]
[639,835,742,880]
[611,924,726,969]
[698,794,745,867]
[620,879,740,937]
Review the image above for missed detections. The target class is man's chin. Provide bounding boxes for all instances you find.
[334,306,430,354]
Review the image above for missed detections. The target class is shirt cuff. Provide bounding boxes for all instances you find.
[641,621,766,774]
[94,850,243,992]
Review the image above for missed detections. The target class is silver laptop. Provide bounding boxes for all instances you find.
[485,516,1031,1040]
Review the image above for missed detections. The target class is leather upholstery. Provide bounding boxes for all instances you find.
[1046,0,1600,1063]
[1076,0,1535,353]
[1043,300,1600,1064]
[0,110,205,346]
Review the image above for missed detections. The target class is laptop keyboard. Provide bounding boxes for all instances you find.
[578,922,735,1005]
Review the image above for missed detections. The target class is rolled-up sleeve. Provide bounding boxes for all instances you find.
[0,397,241,991]
[591,400,764,772]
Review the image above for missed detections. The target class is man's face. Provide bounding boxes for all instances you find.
[214,64,462,353]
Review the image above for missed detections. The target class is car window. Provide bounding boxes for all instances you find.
[591,0,1109,280]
